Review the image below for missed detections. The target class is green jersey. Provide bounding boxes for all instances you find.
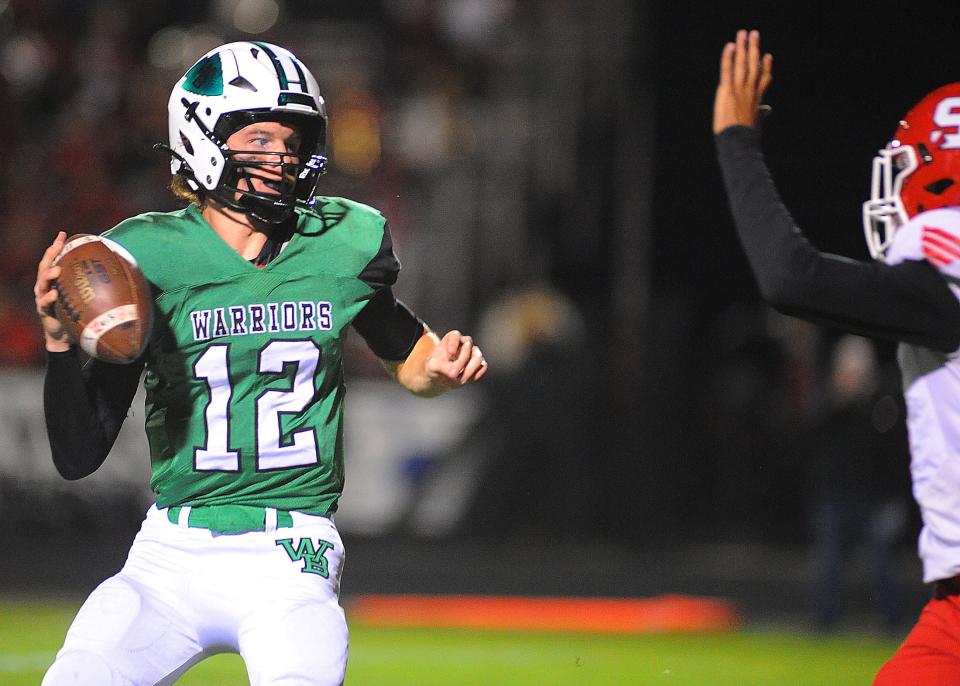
[105,198,399,515]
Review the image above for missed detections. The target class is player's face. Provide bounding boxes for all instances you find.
[226,121,302,197]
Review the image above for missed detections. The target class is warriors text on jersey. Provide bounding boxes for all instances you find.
[104,198,399,515]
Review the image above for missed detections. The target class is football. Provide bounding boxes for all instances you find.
[52,234,152,364]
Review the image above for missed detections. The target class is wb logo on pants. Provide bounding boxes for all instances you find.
[276,538,334,577]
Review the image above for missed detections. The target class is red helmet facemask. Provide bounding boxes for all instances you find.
[863,83,960,259]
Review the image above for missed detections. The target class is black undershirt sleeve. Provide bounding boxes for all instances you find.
[716,125,960,353]
[44,348,144,480]
[352,286,424,361]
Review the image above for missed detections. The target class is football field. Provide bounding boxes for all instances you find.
[0,596,900,685]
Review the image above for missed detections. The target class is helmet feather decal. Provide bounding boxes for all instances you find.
[183,54,224,96]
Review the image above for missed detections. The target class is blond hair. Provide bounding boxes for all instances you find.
[170,175,205,207]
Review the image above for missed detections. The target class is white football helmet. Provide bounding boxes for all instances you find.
[164,41,327,223]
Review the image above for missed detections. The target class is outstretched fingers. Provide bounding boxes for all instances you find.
[758,52,774,97]
[732,29,748,88]
[719,41,735,89]
[746,30,761,87]
[713,28,775,134]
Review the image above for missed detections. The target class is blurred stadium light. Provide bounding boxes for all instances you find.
[221,0,281,35]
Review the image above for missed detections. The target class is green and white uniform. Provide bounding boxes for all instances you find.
[42,39,426,686]
[43,198,401,686]
[107,197,397,520]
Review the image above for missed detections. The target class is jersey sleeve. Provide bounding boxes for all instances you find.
[715,125,960,353]
[299,198,402,290]
[357,221,401,290]
[351,216,421,359]
[302,198,422,358]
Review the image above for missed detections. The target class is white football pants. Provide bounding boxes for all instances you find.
[42,505,348,686]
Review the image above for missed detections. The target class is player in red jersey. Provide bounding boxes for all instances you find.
[715,30,960,684]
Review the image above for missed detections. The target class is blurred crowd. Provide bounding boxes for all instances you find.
[0,0,656,545]
[706,306,914,630]
[0,0,596,367]
[0,0,913,565]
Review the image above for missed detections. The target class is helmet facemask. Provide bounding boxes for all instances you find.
[863,145,915,260]
[206,111,327,224]
[211,150,302,223]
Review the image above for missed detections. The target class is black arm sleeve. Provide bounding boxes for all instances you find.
[716,125,960,352]
[352,286,424,361]
[44,349,144,480]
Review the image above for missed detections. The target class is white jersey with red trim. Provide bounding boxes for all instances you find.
[885,207,960,582]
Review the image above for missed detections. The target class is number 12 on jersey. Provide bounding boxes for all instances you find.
[193,339,321,472]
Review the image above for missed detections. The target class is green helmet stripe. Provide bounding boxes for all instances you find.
[250,41,289,90]
[288,58,308,93]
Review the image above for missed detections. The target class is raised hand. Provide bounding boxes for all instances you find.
[713,29,773,134]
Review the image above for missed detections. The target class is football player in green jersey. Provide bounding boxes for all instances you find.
[33,41,487,686]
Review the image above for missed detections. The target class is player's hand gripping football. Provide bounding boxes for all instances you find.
[713,29,773,134]
[33,231,71,353]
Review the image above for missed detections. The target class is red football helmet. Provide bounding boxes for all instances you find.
[863,83,960,258]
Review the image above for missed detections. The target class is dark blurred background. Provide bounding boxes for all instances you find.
[3,0,959,633]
